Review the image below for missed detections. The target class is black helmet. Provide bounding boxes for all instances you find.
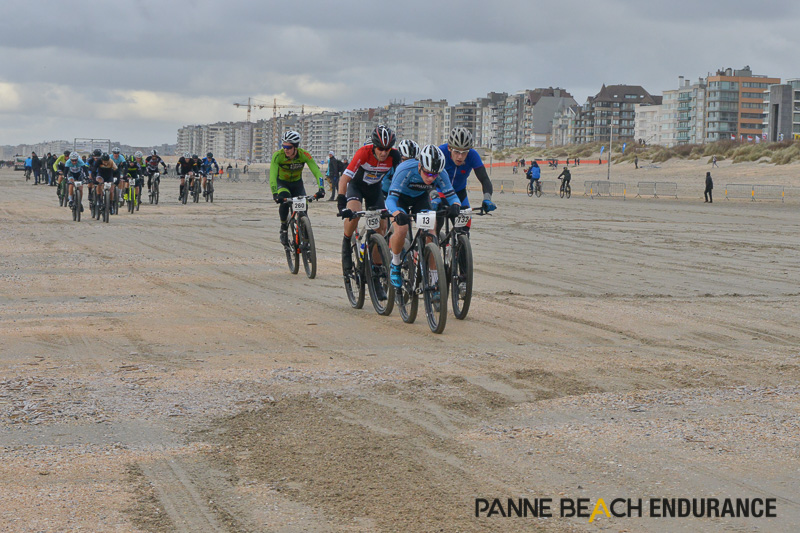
[192,154,199,159]
[371,125,395,150]
[93,149,102,157]
[101,152,110,161]
[206,152,213,158]
[63,150,71,157]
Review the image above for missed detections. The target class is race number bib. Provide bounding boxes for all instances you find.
[416,212,435,230]
[293,198,307,212]
[365,212,381,230]
[454,209,471,228]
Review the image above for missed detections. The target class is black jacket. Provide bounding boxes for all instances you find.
[705,175,713,190]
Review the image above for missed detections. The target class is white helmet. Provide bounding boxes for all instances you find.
[134,151,143,158]
[183,152,191,158]
[448,127,474,151]
[398,139,420,159]
[281,130,301,145]
[151,149,158,156]
[112,147,121,154]
[69,151,79,161]
[418,145,445,174]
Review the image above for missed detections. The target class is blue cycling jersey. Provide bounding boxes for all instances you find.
[201,157,219,174]
[64,159,87,176]
[110,154,126,168]
[385,159,459,213]
[438,143,485,193]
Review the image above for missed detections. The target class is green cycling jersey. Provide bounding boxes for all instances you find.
[269,148,323,194]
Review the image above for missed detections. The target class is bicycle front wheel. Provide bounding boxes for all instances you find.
[365,233,394,316]
[527,181,533,197]
[285,219,300,275]
[343,234,365,309]
[559,185,565,198]
[422,242,447,333]
[299,216,317,279]
[396,243,418,324]
[450,234,473,320]
[103,189,110,223]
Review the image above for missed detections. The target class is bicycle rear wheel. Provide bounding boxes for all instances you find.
[397,243,418,324]
[422,242,447,333]
[299,216,316,279]
[527,181,533,197]
[365,233,394,316]
[285,218,300,275]
[535,183,542,198]
[343,234,365,309]
[450,234,473,320]
[565,184,571,198]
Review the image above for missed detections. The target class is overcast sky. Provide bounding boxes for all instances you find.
[2,0,798,146]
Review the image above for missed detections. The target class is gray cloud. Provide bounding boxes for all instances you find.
[2,0,799,145]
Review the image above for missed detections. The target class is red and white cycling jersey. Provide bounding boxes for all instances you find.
[343,145,401,185]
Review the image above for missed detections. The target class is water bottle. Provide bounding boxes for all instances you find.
[359,243,365,260]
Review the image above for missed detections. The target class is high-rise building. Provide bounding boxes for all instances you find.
[705,66,779,142]
[763,79,800,142]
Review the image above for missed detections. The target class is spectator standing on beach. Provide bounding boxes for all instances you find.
[576,157,580,166]
[634,155,639,169]
[704,172,713,203]
[31,152,42,184]
[326,150,341,201]
[712,155,718,168]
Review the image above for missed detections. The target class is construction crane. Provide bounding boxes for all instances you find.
[233,97,270,162]
[233,97,268,123]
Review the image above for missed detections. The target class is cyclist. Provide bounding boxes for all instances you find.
[53,149,72,196]
[200,152,219,197]
[145,149,167,192]
[337,125,401,273]
[434,127,496,225]
[125,151,146,206]
[64,152,88,209]
[556,166,571,192]
[176,152,196,200]
[86,149,104,209]
[92,152,118,213]
[110,148,127,204]
[269,131,326,246]
[527,160,541,192]
[386,145,461,289]
[382,139,419,199]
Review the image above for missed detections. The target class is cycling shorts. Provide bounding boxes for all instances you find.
[346,180,385,210]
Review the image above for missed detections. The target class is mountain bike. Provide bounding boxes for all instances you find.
[180,173,191,204]
[192,175,201,203]
[204,173,214,202]
[395,210,448,334]
[438,206,488,320]
[96,181,113,223]
[559,178,571,199]
[125,178,138,213]
[58,176,69,207]
[342,209,394,316]
[282,195,318,279]
[71,180,84,222]
[149,172,160,204]
[527,179,542,197]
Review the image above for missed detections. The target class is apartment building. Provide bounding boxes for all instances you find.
[705,66,779,142]
[763,79,800,141]
[573,85,660,145]
[633,103,663,146]
[522,88,577,147]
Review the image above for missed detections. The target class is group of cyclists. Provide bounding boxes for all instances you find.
[51,147,224,216]
[268,123,497,292]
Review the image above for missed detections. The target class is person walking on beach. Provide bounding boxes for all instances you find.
[634,155,639,169]
[704,172,713,203]
[712,155,718,168]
